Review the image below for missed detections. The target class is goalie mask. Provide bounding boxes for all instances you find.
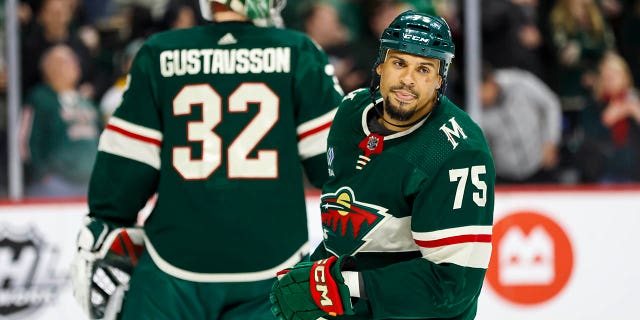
[370,10,455,100]
[199,0,287,27]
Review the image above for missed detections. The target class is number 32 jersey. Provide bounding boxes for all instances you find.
[313,89,495,319]
[88,22,343,280]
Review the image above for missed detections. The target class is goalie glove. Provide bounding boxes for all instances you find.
[70,217,144,320]
[270,255,355,320]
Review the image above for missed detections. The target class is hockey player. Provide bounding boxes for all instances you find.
[70,0,343,319]
[270,10,495,320]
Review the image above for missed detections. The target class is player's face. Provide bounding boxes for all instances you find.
[376,50,442,123]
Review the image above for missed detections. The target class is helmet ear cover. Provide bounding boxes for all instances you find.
[370,10,455,100]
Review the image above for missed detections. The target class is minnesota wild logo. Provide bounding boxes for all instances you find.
[320,187,388,255]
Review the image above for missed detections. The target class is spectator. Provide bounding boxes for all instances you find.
[618,0,640,88]
[350,0,416,92]
[21,0,106,100]
[480,64,562,184]
[482,0,547,81]
[20,44,100,197]
[548,0,615,131]
[577,51,640,183]
[99,38,144,122]
[301,1,365,92]
[161,0,197,30]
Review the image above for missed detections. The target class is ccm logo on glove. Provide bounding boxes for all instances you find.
[309,256,344,316]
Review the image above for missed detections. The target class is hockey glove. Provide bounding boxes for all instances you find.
[70,217,144,320]
[270,255,355,320]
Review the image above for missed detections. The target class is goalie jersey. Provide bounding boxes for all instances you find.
[88,22,343,280]
[312,89,495,319]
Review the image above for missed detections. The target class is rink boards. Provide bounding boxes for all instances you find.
[1,186,639,319]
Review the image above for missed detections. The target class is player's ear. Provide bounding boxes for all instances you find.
[376,64,382,76]
[436,75,442,89]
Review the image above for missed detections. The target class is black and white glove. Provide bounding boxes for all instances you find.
[70,217,144,320]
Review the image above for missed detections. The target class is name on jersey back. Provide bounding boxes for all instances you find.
[160,47,291,77]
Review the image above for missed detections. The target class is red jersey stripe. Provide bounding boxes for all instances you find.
[106,124,162,146]
[415,234,492,248]
[298,121,332,141]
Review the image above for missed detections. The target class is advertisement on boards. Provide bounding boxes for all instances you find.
[477,189,640,320]
[1,188,639,319]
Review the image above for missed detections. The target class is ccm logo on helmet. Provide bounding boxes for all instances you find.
[403,34,430,44]
[313,259,334,306]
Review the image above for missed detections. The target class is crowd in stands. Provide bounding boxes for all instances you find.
[1,0,639,198]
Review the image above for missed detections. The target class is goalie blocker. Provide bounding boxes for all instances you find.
[71,218,144,320]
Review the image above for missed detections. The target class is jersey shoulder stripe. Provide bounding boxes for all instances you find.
[297,108,337,159]
[412,226,493,268]
[297,108,337,140]
[98,116,162,169]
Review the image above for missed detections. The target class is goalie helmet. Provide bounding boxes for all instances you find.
[199,0,287,27]
[370,10,455,98]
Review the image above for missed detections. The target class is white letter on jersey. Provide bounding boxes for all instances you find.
[439,117,467,149]
[160,50,174,77]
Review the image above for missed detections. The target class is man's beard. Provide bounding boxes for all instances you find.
[384,97,415,121]
[383,85,420,121]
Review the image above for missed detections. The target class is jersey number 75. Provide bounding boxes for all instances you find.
[449,165,487,209]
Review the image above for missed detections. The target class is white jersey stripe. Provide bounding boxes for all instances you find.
[412,225,493,241]
[297,109,337,159]
[358,216,417,253]
[145,235,309,282]
[419,242,492,269]
[98,128,161,169]
[298,126,330,159]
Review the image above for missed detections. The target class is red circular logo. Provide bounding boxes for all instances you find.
[486,211,573,305]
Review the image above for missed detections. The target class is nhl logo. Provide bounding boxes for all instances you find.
[0,225,67,318]
[357,133,384,158]
[356,134,384,170]
[366,136,379,151]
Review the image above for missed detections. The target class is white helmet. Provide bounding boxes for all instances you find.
[199,0,286,27]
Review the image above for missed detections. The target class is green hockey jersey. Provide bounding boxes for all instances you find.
[312,89,495,319]
[88,21,343,281]
[25,85,100,184]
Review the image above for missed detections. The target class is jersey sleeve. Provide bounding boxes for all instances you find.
[88,43,162,226]
[293,36,343,188]
[360,149,495,319]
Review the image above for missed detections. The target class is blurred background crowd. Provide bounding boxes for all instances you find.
[0,0,639,199]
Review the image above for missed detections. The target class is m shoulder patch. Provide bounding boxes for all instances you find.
[439,117,467,149]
